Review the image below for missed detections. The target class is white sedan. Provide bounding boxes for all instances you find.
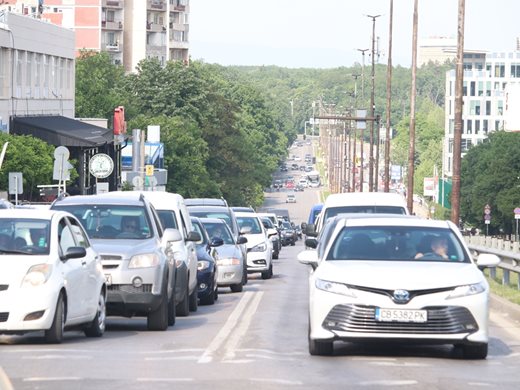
[0,209,106,343]
[298,216,500,358]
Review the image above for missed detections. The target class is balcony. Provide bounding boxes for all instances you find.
[103,42,121,52]
[147,0,166,11]
[102,0,123,9]
[101,20,123,30]
[174,5,186,11]
[146,22,166,33]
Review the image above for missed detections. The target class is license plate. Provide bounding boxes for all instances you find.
[375,308,427,323]
[104,274,112,286]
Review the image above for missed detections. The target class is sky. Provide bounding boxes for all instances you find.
[189,0,520,68]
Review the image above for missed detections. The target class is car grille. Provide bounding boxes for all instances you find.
[0,312,8,322]
[0,285,8,291]
[323,304,478,334]
[108,284,153,293]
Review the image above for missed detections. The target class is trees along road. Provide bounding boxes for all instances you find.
[1,142,520,389]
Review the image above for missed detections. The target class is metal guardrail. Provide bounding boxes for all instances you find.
[466,236,520,289]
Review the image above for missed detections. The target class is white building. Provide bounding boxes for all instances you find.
[443,48,520,176]
[0,11,75,132]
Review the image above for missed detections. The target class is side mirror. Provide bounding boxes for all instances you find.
[209,237,224,247]
[305,223,318,237]
[237,236,248,245]
[162,228,183,246]
[297,250,319,270]
[186,231,202,242]
[305,238,318,249]
[63,246,86,260]
[301,222,308,231]
[476,253,500,270]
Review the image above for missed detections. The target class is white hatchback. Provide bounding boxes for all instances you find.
[0,209,106,343]
[235,212,273,279]
[299,216,500,359]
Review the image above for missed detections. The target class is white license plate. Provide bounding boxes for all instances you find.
[375,308,427,323]
[104,274,112,286]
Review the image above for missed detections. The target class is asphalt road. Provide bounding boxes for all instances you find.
[1,143,520,389]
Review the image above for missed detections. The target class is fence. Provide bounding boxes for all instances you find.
[466,235,520,289]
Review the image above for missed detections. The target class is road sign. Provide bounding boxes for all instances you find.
[514,207,520,214]
[484,214,491,221]
[484,204,491,215]
[8,172,23,195]
[145,164,154,176]
[54,146,70,160]
[485,220,491,225]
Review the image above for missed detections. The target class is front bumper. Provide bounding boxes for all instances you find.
[197,268,216,299]
[246,250,270,272]
[217,264,242,286]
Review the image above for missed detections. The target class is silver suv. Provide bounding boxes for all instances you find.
[51,193,179,331]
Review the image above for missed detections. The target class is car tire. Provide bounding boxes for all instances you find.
[200,285,216,305]
[45,293,65,344]
[308,321,333,356]
[147,284,168,331]
[214,285,219,301]
[167,291,176,327]
[261,263,273,280]
[273,250,279,259]
[242,265,248,285]
[460,343,488,359]
[230,282,243,293]
[291,241,295,246]
[189,287,198,312]
[84,290,106,337]
[176,283,190,317]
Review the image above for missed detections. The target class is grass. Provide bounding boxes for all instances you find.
[484,268,520,305]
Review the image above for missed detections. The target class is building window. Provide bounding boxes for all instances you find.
[486,101,491,115]
[494,63,505,78]
[483,119,488,134]
[449,119,454,134]
[497,100,503,115]
[486,63,491,76]
[463,81,467,96]
[466,120,472,134]
[0,48,8,98]
[470,81,476,96]
[475,63,483,71]
[511,64,520,77]
[475,120,480,134]
[449,81,453,96]
[106,10,115,22]
[15,50,23,98]
[486,81,491,96]
[495,120,501,131]
[464,63,472,70]
[461,139,473,152]
[478,81,484,96]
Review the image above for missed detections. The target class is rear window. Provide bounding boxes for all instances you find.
[201,222,235,245]
[157,210,178,230]
[189,211,234,234]
[323,205,407,222]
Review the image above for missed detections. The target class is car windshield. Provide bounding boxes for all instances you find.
[282,221,292,229]
[0,219,51,255]
[202,222,235,245]
[52,204,152,240]
[189,211,234,234]
[236,216,262,234]
[326,226,470,263]
[324,205,407,222]
[191,220,208,246]
[261,218,274,229]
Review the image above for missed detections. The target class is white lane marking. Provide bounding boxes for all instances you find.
[223,359,255,364]
[250,378,303,386]
[3,348,94,354]
[245,353,296,361]
[236,348,305,356]
[145,355,200,361]
[467,383,493,387]
[223,291,263,361]
[24,377,82,382]
[137,378,193,382]
[197,291,254,363]
[358,380,418,386]
[141,348,204,355]
[22,355,92,360]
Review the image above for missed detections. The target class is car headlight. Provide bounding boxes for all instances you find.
[198,260,211,271]
[251,243,267,252]
[315,278,357,298]
[216,258,241,266]
[129,253,160,268]
[447,282,486,299]
[22,264,52,287]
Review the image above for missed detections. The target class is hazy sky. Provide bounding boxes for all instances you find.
[190,0,520,68]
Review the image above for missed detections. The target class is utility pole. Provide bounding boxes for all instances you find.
[357,48,369,191]
[407,0,418,214]
[367,14,381,192]
[451,0,465,225]
[384,0,394,192]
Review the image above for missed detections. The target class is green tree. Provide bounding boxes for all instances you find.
[460,132,520,234]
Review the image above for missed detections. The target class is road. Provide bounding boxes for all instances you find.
[1,143,520,389]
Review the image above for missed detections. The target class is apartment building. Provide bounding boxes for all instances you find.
[0,11,75,131]
[443,48,520,176]
[0,0,190,73]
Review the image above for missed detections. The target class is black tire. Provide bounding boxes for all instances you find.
[261,263,273,280]
[230,282,243,293]
[214,285,219,301]
[461,343,488,359]
[290,241,295,246]
[176,283,190,317]
[273,251,279,260]
[45,294,65,344]
[308,318,333,355]
[167,291,176,327]
[200,285,216,305]
[147,289,168,331]
[84,290,106,337]
[242,263,248,285]
[189,287,198,312]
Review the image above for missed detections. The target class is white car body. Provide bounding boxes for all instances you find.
[299,217,500,358]
[0,209,106,343]
[235,212,273,279]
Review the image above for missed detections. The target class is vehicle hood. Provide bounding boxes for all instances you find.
[195,245,214,262]
[214,244,242,260]
[315,260,485,290]
[91,238,160,259]
[0,255,54,283]
[242,234,267,249]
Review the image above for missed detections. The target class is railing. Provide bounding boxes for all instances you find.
[466,235,520,289]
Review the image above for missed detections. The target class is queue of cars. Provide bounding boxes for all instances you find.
[298,192,501,359]
[0,192,284,343]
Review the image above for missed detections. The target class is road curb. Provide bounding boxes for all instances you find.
[490,294,520,324]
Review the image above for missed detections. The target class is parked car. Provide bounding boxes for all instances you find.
[51,193,178,331]
[260,217,280,259]
[187,204,248,286]
[235,212,273,279]
[140,191,201,318]
[190,217,219,305]
[298,216,501,358]
[200,218,248,293]
[0,209,106,343]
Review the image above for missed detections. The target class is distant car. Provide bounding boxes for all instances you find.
[0,209,106,343]
[280,220,296,246]
[280,165,288,172]
[291,163,299,170]
[286,194,296,203]
[298,216,501,358]
[295,184,305,192]
[286,181,295,189]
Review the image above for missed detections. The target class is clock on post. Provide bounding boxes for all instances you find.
[89,153,114,179]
